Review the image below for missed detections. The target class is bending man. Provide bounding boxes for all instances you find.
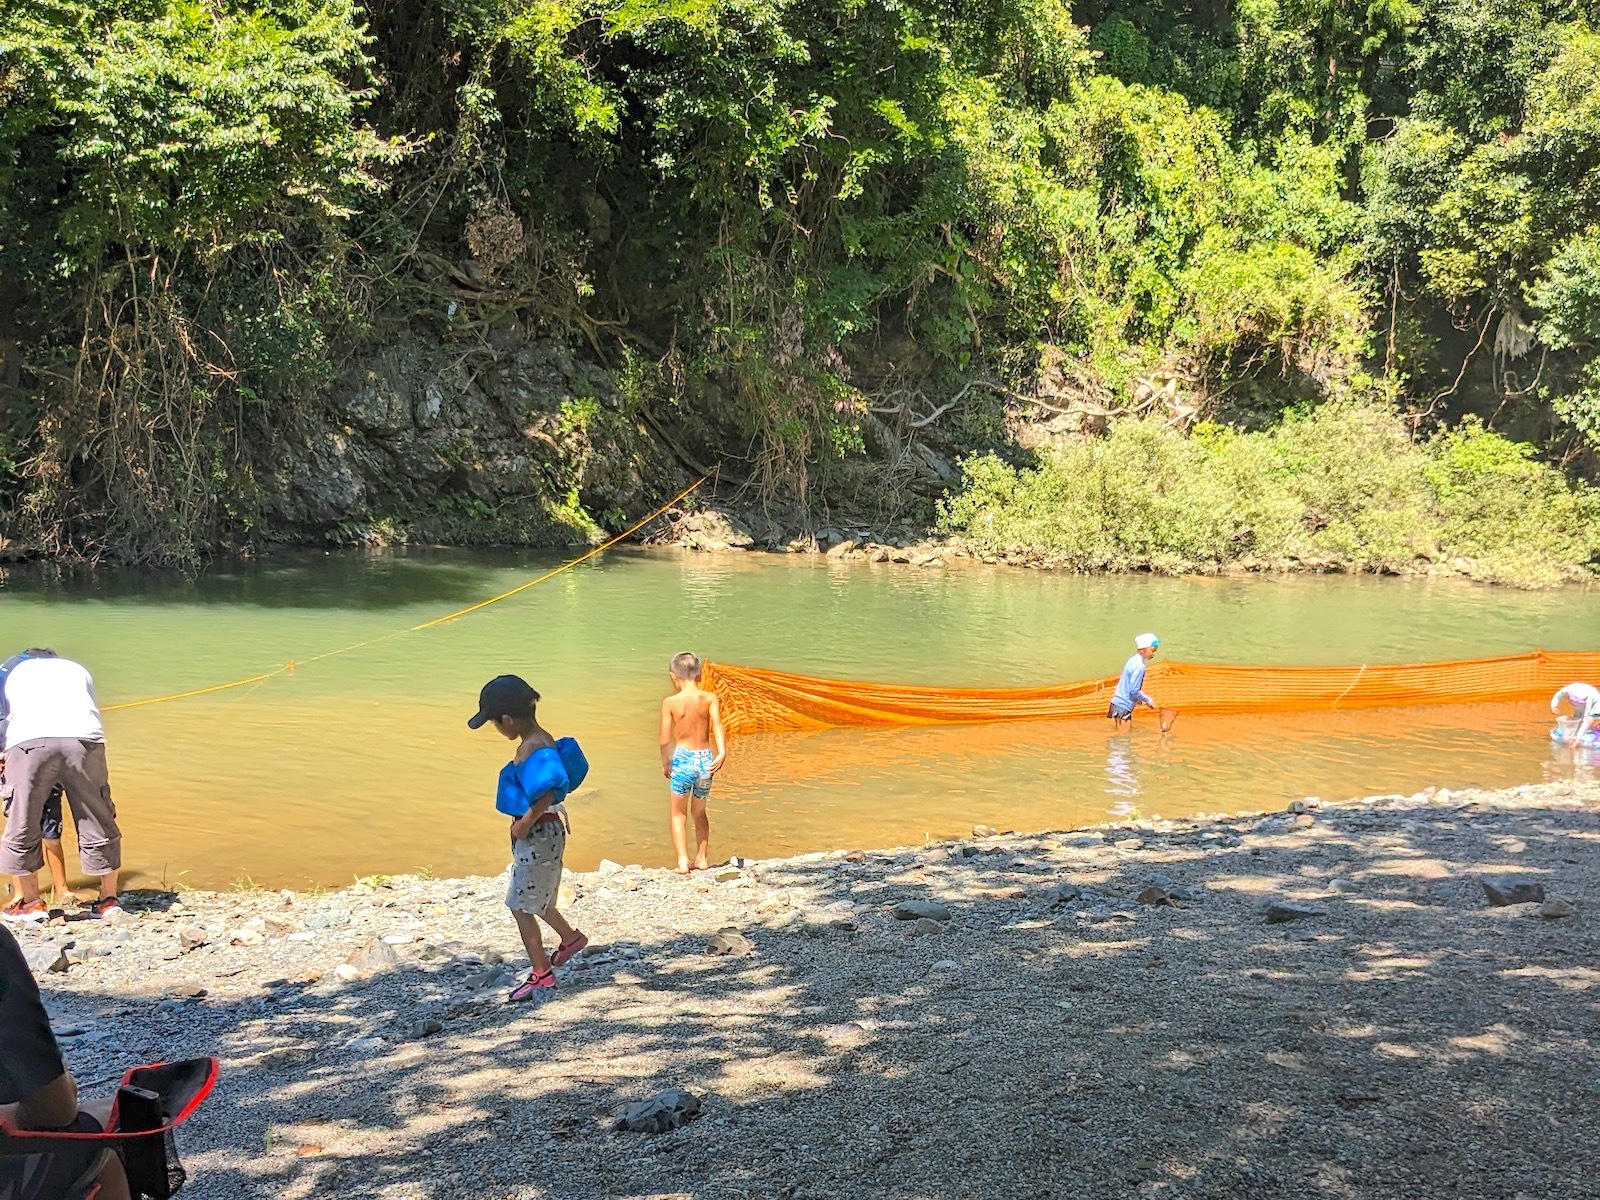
[0,650,71,910]
[1,650,122,922]
[1552,681,1600,745]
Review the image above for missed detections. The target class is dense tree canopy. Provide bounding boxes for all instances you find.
[0,0,1597,563]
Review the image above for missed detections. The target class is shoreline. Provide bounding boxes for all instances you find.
[15,777,1599,1198]
[9,516,1599,588]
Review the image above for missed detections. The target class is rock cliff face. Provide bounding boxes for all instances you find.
[257,329,686,547]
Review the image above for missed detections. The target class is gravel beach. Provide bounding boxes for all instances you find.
[14,779,1599,1199]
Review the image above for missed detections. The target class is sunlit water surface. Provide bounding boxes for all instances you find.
[2,549,1595,888]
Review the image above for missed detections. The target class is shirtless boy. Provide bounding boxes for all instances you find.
[659,652,727,873]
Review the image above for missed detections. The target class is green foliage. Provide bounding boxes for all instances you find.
[941,405,1599,585]
[3,0,1600,562]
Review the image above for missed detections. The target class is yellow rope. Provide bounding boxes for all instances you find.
[102,667,293,713]
[100,476,708,713]
[411,475,708,630]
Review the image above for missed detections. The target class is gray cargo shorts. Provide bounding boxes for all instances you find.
[0,737,122,876]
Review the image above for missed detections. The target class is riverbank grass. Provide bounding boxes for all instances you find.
[940,404,1600,585]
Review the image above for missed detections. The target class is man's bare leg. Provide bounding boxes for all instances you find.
[96,867,119,904]
[42,839,70,905]
[691,796,710,870]
[11,873,41,905]
[669,793,691,872]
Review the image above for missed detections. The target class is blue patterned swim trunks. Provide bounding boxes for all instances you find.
[669,747,714,799]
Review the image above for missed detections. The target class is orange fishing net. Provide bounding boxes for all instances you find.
[703,650,1600,736]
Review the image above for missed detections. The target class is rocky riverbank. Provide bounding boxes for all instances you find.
[16,779,1600,1199]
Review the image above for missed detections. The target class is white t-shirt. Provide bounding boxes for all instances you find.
[1555,682,1600,717]
[2,658,104,751]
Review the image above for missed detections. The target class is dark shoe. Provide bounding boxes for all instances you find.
[89,896,122,919]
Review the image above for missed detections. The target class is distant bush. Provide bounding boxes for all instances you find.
[940,406,1600,586]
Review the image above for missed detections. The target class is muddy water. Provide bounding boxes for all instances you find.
[1,550,1595,888]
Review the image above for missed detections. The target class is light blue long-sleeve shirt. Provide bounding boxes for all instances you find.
[1111,653,1152,713]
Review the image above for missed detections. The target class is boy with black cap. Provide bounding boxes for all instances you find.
[469,675,589,1001]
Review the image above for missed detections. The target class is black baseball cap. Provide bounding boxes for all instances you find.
[468,675,540,729]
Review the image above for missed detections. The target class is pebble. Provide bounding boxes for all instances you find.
[972,824,997,838]
[305,908,352,931]
[892,899,951,922]
[614,1088,701,1134]
[706,928,754,957]
[343,935,402,975]
[1539,900,1576,919]
[1481,877,1546,907]
[1264,902,1327,924]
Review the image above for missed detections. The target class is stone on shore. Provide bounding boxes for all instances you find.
[1481,876,1545,906]
[614,1088,702,1134]
[340,935,401,978]
[892,899,951,922]
[1264,902,1327,924]
[706,928,754,957]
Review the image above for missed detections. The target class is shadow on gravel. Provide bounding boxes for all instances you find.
[45,795,1600,1200]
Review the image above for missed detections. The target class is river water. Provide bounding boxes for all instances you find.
[1,550,1596,889]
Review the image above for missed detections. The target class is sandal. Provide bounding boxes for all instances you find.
[551,933,589,967]
[508,969,555,1001]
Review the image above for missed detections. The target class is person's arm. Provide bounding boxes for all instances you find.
[510,789,557,840]
[1,1072,78,1131]
[709,694,727,772]
[659,700,675,777]
[1552,687,1567,714]
[1135,664,1156,710]
[1577,702,1598,744]
[0,927,80,1131]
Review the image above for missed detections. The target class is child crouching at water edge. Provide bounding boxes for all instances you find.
[469,674,589,1000]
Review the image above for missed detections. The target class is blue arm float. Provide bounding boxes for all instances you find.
[494,738,589,817]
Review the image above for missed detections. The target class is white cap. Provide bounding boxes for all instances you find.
[1134,633,1160,650]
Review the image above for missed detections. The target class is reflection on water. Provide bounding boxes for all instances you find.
[0,548,1595,888]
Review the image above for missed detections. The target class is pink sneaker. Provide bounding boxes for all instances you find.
[551,933,589,967]
[508,969,555,1001]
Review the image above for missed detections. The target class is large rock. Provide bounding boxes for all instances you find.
[706,928,754,957]
[614,1088,702,1134]
[893,899,951,922]
[23,944,70,977]
[1481,876,1545,906]
[342,936,401,977]
[677,509,754,552]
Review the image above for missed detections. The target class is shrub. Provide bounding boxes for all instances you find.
[941,406,1597,586]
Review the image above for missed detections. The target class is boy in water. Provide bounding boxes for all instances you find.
[1107,633,1161,731]
[1552,681,1600,744]
[469,675,588,1001]
[659,652,727,873]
